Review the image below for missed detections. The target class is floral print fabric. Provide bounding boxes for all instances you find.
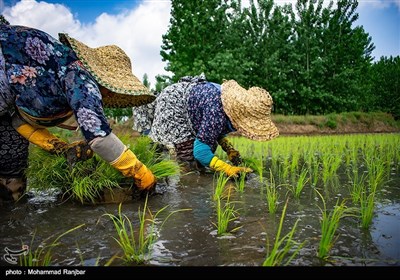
[187,82,231,152]
[0,25,111,141]
[132,100,156,135]
[149,75,203,146]
[149,74,232,153]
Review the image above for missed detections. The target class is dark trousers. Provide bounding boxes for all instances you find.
[0,113,29,202]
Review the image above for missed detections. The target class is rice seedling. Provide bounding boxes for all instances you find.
[103,199,157,264]
[315,190,355,260]
[263,199,304,266]
[359,190,375,229]
[289,151,300,175]
[348,170,367,204]
[243,157,264,182]
[19,224,84,266]
[65,158,121,204]
[321,153,342,186]
[213,188,242,235]
[309,159,320,187]
[265,169,279,214]
[26,147,68,189]
[213,172,231,201]
[367,157,387,192]
[234,172,247,193]
[281,155,291,180]
[103,196,189,264]
[289,168,309,199]
[149,160,181,179]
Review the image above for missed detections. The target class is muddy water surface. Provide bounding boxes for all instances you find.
[1,169,399,267]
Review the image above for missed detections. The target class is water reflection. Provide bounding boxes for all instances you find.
[0,172,399,266]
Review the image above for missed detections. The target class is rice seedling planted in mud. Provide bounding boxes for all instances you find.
[315,190,356,260]
[263,199,304,266]
[213,190,242,235]
[265,169,279,214]
[234,172,247,193]
[19,224,84,266]
[290,167,309,199]
[359,190,376,229]
[212,173,242,235]
[103,196,189,264]
[243,157,264,182]
[213,172,231,201]
[348,170,367,204]
[103,198,159,264]
[321,153,342,186]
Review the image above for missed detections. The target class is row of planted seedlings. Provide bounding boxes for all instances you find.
[21,133,186,266]
[20,132,400,265]
[210,171,304,266]
[214,133,400,264]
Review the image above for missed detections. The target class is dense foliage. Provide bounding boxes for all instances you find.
[160,0,399,118]
[1,0,398,119]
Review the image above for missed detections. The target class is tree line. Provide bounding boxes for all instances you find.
[1,0,399,120]
[156,0,399,119]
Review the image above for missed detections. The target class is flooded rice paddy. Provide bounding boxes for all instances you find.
[0,134,399,267]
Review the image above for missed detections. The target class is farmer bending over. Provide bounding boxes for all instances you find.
[0,24,157,202]
[134,73,279,177]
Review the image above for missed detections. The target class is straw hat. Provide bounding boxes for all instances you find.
[59,33,155,108]
[221,80,279,141]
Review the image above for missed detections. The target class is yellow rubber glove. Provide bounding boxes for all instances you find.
[209,156,253,177]
[111,149,156,190]
[15,123,93,164]
[16,123,68,154]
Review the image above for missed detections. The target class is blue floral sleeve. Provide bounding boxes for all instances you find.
[63,61,111,141]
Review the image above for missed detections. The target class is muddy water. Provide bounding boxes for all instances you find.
[1,170,399,267]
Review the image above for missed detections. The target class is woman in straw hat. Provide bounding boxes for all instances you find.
[140,73,279,177]
[0,24,157,202]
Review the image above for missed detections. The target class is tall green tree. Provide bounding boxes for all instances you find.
[142,73,150,89]
[207,0,252,84]
[161,0,230,82]
[243,1,296,112]
[368,56,400,119]
[154,74,171,93]
[160,0,376,115]
[319,0,374,113]
[0,14,10,25]
[277,0,374,115]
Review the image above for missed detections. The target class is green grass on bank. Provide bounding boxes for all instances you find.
[272,112,400,130]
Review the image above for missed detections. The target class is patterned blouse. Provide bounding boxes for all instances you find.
[0,25,111,141]
[149,74,233,154]
[187,82,233,152]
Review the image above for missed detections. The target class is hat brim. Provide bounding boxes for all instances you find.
[101,88,156,108]
[221,80,279,141]
[59,33,155,108]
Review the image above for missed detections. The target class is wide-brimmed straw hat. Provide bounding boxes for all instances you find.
[221,80,279,141]
[59,33,155,108]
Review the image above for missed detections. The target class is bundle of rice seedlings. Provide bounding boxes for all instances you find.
[27,136,180,204]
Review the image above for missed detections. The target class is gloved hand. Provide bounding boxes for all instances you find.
[111,149,156,190]
[16,123,69,154]
[15,123,93,165]
[218,137,243,166]
[209,156,252,177]
[227,150,242,166]
[64,141,94,167]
